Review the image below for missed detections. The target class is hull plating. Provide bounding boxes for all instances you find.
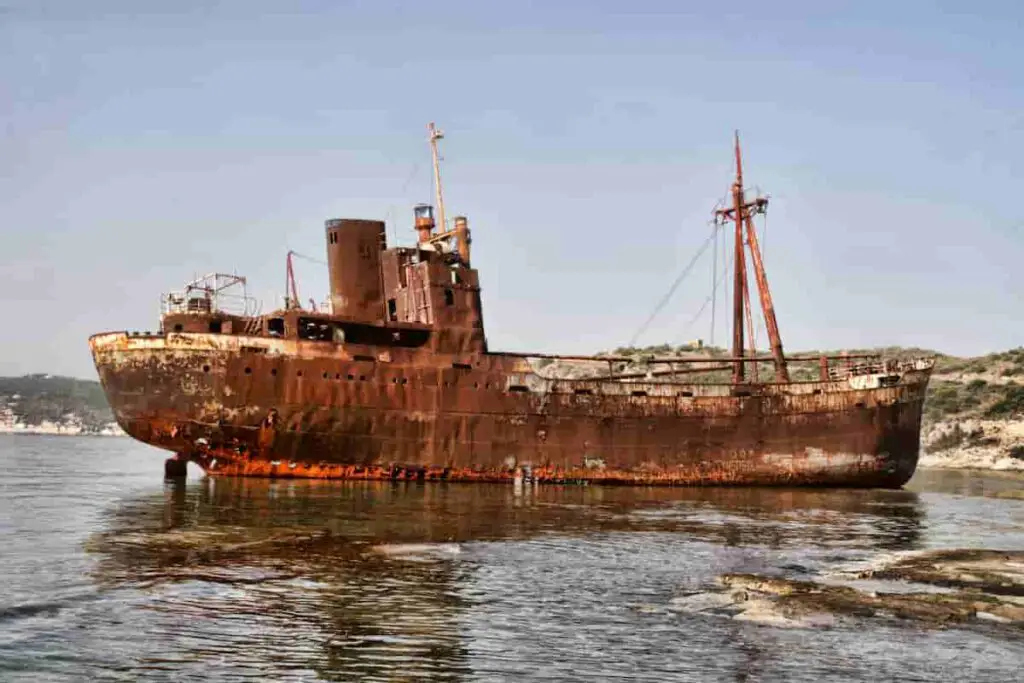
[90,332,932,488]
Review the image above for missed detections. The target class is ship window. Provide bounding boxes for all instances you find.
[173,324,183,332]
[271,368,278,376]
[444,288,455,306]
[268,318,285,337]
[631,390,648,397]
[244,367,252,375]
[202,365,210,373]
[322,372,328,379]
[574,388,593,396]
[325,321,431,348]
[452,362,472,370]
[208,320,222,334]
[347,374,354,380]
[298,318,333,342]
[678,391,694,397]
[353,354,375,363]
[387,298,397,321]
[451,270,461,285]
[509,385,529,393]
[297,370,303,378]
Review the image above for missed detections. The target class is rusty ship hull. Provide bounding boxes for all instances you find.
[90,331,932,487]
[89,126,934,488]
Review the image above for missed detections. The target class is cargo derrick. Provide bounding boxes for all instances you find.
[90,125,935,487]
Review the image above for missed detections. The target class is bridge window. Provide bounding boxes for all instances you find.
[299,318,333,342]
[267,318,285,337]
[444,289,455,306]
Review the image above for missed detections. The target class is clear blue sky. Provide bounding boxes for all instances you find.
[1,0,1022,378]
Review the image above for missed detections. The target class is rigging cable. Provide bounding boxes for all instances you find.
[383,162,424,245]
[682,237,734,336]
[288,251,328,267]
[626,223,718,348]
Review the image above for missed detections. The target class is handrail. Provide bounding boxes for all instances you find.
[500,351,891,365]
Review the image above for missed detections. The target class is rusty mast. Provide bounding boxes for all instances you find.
[714,132,789,384]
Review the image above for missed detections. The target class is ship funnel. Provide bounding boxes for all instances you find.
[414,204,435,244]
[454,215,471,265]
[324,218,386,322]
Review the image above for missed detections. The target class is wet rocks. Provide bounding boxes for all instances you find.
[673,549,1024,632]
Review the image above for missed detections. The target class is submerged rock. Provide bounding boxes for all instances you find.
[674,549,1024,633]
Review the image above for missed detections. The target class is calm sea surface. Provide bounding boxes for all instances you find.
[1,434,1023,682]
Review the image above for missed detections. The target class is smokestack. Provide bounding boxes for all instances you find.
[324,219,386,322]
[414,204,435,245]
[454,215,471,265]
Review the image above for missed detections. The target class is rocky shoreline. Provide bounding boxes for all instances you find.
[670,549,1024,632]
[920,418,1024,472]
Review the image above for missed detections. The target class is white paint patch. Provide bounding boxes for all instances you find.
[760,450,875,469]
[370,543,462,561]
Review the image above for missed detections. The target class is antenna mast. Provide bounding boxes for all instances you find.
[286,250,300,310]
[428,122,447,234]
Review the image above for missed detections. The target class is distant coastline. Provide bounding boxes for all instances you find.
[0,424,124,437]
[1,374,123,437]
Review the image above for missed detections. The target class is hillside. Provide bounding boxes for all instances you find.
[0,374,121,435]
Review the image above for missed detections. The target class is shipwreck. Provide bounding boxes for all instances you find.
[90,125,934,486]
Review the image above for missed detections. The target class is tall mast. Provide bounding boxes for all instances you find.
[731,131,746,383]
[428,122,447,234]
[715,131,789,383]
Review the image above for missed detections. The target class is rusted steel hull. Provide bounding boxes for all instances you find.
[90,332,932,488]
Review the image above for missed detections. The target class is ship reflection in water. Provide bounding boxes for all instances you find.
[84,478,942,681]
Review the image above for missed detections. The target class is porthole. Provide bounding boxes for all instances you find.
[202,365,210,373]
[244,367,252,375]
[271,368,278,376]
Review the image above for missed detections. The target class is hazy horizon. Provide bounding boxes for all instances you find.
[2,1,1022,380]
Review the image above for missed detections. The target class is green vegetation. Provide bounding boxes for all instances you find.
[984,384,1024,418]
[0,374,114,431]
